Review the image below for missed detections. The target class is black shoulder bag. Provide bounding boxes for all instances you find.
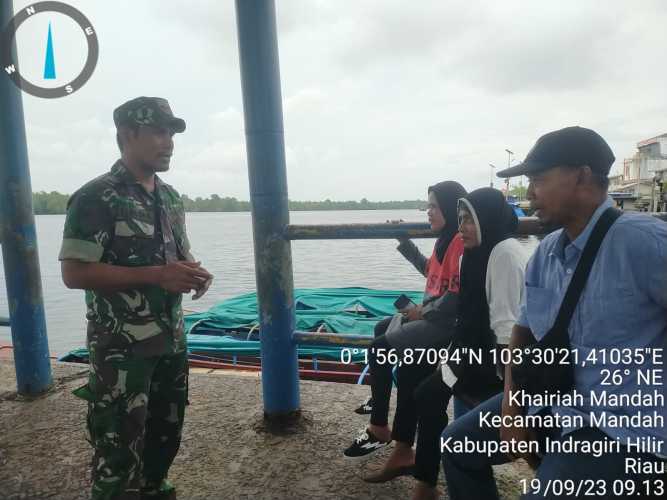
[512,207,622,396]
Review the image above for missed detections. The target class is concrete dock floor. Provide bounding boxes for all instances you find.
[0,359,530,499]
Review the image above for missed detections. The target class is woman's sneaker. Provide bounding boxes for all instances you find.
[353,396,373,415]
[343,428,390,458]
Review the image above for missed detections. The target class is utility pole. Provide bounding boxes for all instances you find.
[505,149,513,196]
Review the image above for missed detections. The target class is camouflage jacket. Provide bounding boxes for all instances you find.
[59,160,192,357]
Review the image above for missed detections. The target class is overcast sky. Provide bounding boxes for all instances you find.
[8,0,667,201]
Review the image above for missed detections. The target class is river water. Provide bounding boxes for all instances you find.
[0,210,538,355]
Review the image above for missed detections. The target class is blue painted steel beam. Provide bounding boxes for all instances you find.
[286,218,547,240]
[286,222,435,240]
[235,0,299,418]
[0,1,53,394]
[286,213,667,240]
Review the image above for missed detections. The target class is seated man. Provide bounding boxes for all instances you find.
[441,127,666,500]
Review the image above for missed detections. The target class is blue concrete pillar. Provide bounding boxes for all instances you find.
[0,0,53,395]
[234,0,299,417]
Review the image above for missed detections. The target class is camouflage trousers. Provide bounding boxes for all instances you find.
[73,346,188,500]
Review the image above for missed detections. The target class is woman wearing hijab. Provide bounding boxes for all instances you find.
[408,187,529,500]
[344,181,467,472]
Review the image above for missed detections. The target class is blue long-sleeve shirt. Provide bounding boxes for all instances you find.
[517,197,667,448]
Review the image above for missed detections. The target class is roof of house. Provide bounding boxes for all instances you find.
[637,133,667,148]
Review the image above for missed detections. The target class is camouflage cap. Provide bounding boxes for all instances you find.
[113,97,186,133]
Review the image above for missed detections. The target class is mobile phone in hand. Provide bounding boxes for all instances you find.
[394,294,416,311]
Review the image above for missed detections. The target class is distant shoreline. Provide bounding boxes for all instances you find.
[31,191,428,215]
[34,207,425,215]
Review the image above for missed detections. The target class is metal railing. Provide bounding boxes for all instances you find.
[285,218,547,241]
[287,213,667,349]
[285,220,543,349]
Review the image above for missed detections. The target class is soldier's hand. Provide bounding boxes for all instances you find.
[182,262,214,299]
[158,261,213,294]
[191,268,213,300]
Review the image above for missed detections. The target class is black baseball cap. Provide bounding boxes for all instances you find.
[113,96,186,133]
[497,126,615,178]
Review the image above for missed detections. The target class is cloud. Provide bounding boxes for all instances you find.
[8,0,667,200]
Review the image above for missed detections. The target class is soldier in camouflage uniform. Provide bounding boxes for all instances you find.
[59,97,213,500]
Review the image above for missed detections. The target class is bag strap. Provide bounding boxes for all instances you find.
[552,207,622,332]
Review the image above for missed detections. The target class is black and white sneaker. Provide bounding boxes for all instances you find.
[343,428,390,459]
[353,396,374,415]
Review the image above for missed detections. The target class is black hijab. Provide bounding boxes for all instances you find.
[450,188,519,402]
[428,181,467,263]
[454,188,518,396]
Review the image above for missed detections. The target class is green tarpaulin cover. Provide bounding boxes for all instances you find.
[61,288,423,364]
